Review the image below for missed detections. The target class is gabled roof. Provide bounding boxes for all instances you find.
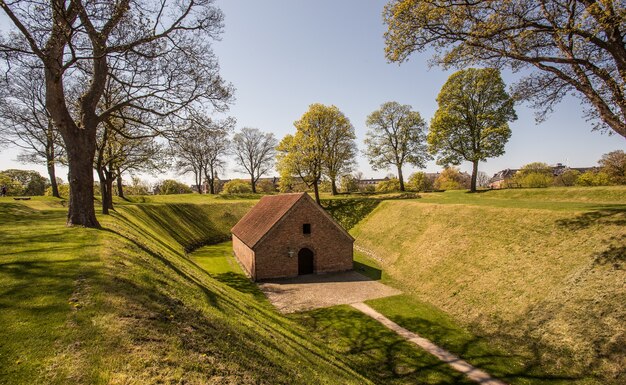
[231,192,354,249]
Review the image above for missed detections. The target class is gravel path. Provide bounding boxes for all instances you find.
[257,270,401,313]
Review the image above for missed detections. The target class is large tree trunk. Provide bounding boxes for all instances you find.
[105,174,114,211]
[397,166,405,192]
[96,168,109,215]
[66,139,99,226]
[313,180,321,205]
[116,172,124,199]
[330,178,338,195]
[470,160,479,193]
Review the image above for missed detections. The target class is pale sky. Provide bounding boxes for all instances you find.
[1,1,624,185]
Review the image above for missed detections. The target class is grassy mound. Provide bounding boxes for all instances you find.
[0,197,368,384]
[352,187,626,384]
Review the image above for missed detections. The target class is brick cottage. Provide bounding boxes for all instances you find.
[231,193,354,281]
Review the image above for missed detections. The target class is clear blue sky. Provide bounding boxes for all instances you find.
[1,1,623,183]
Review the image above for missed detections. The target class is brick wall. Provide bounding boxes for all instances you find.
[232,235,256,279]
[253,197,353,280]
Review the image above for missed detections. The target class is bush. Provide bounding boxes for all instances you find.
[576,171,611,186]
[256,179,277,193]
[408,171,434,192]
[156,179,193,194]
[45,184,69,198]
[0,169,48,196]
[221,179,252,194]
[434,167,469,190]
[375,178,401,193]
[516,172,554,188]
[554,169,581,187]
[599,150,626,185]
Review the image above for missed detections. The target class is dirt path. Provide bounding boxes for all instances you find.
[257,271,401,313]
[351,302,508,385]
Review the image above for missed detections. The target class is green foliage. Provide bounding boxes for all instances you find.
[434,167,469,190]
[256,179,277,193]
[512,162,554,188]
[554,169,581,187]
[599,150,626,184]
[276,104,356,200]
[45,183,69,198]
[375,178,401,193]
[428,68,516,191]
[340,174,359,193]
[123,176,152,195]
[576,170,611,187]
[364,101,430,191]
[408,171,434,191]
[0,169,48,196]
[221,179,253,194]
[156,179,193,194]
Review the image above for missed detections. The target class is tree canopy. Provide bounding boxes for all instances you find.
[0,0,233,227]
[429,68,516,192]
[365,101,430,191]
[384,0,626,138]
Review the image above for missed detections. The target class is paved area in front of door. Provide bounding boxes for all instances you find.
[257,270,401,313]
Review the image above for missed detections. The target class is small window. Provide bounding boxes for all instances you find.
[303,223,311,234]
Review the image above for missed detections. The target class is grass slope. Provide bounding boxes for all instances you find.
[0,197,368,384]
[352,187,626,384]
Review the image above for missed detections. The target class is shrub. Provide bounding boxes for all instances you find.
[513,162,554,188]
[554,169,581,187]
[434,167,469,190]
[156,179,193,194]
[599,150,626,185]
[576,171,611,186]
[0,169,48,196]
[45,184,70,198]
[221,179,252,194]
[256,179,277,193]
[408,171,434,191]
[375,178,401,193]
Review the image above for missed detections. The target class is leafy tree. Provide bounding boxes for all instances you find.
[340,174,359,193]
[428,68,516,192]
[232,128,278,193]
[1,1,233,227]
[408,171,434,192]
[555,169,581,187]
[434,167,470,190]
[277,104,356,203]
[599,150,626,184]
[384,0,626,138]
[375,178,401,193]
[513,162,554,188]
[365,102,430,191]
[156,180,193,195]
[221,179,252,194]
[0,65,65,197]
[0,169,48,196]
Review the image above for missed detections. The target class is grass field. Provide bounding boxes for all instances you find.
[0,196,370,384]
[352,186,626,384]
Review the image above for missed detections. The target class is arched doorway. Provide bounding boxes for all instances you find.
[298,248,314,275]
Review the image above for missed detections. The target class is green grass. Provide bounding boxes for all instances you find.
[292,306,475,385]
[351,186,626,384]
[0,196,369,384]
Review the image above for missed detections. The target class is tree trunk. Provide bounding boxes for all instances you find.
[397,166,405,191]
[116,173,124,199]
[250,172,257,193]
[105,174,114,210]
[330,178,338,195]
[313,180,321,205]
[66,139,100,227]
[470,160,479,193]
[209,179,215,194]
[97,168,109,215]
[47,158,60,198]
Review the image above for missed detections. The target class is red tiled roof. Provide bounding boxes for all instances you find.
[231,193,305,248]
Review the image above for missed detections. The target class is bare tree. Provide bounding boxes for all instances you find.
[384,0,626,139]
[174,115,234,194]
[0,64,65,197]
[232,128,277,193]
[0,1,233,227]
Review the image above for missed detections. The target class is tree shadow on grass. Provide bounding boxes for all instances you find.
[353,261,382,280]
[556,206,626,230]
[321,198,381,230]
[296,307,475,385]
[212,271,267,301]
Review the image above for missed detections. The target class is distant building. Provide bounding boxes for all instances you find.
[231,193,354,281]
